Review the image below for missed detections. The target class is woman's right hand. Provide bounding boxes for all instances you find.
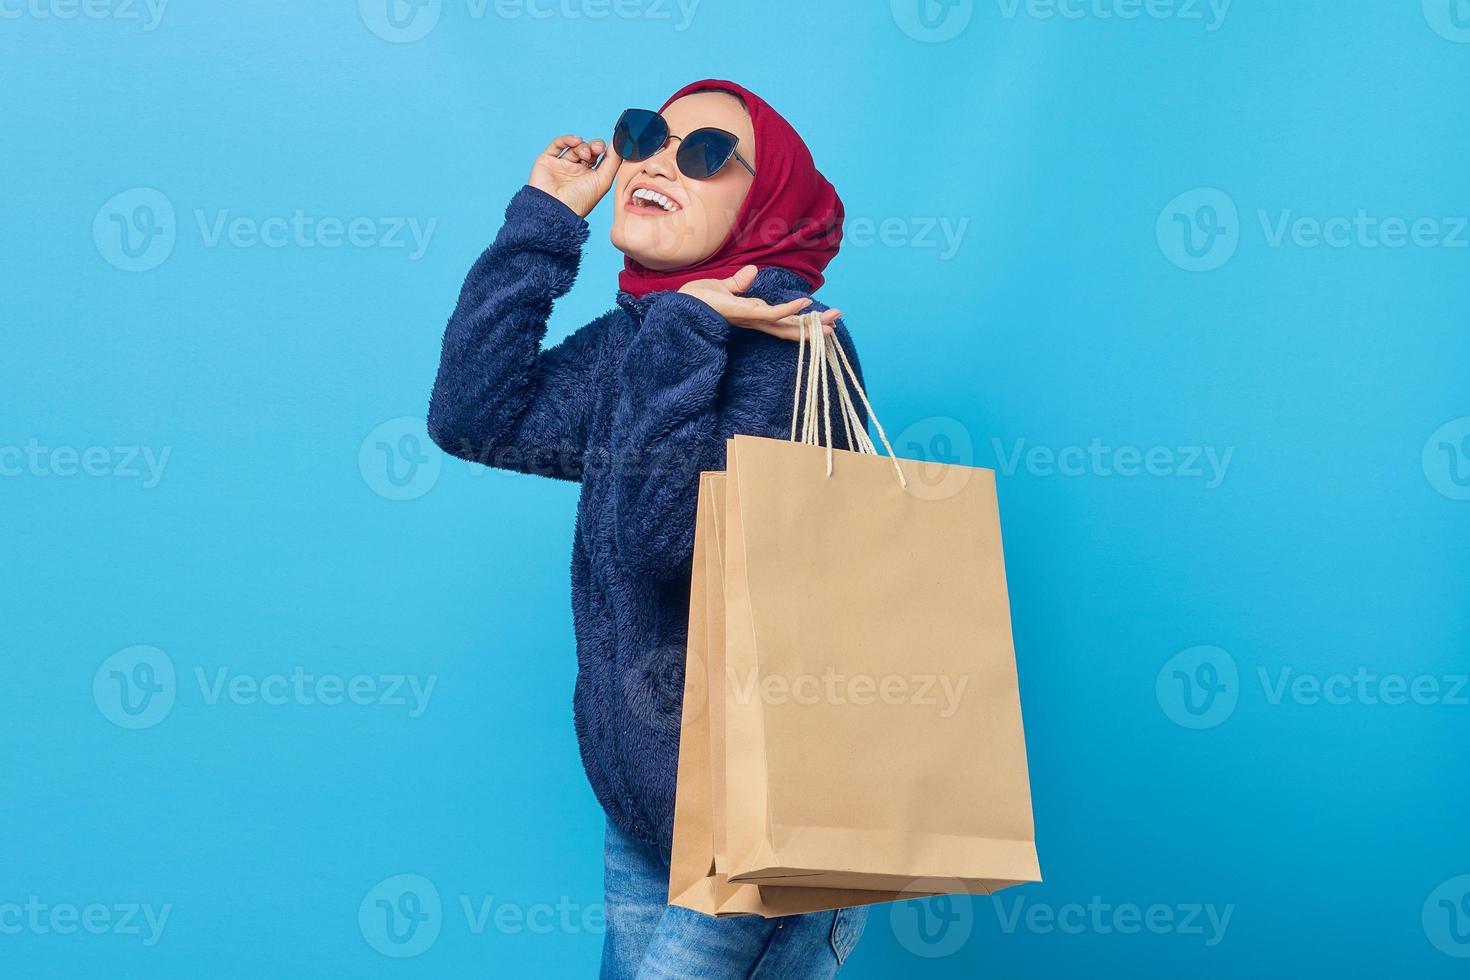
[529,135,621,218]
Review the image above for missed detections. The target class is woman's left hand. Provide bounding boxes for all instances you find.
[678,265,840,341]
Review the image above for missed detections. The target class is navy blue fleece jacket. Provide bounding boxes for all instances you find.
[428,185,866,849]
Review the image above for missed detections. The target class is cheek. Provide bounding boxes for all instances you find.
[686,183,746,250]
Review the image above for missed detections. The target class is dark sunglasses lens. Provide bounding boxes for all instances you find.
[677,129,739,179]
[613,109,666,161]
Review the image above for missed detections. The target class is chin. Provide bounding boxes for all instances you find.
[610,225,697,272]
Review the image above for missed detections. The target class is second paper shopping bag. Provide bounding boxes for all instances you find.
[719,314,1041,895]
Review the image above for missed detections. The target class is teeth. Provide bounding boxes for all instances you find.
[632,187,678,212]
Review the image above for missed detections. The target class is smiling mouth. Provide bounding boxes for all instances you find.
[627,186,681,214]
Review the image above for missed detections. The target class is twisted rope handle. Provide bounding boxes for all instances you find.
[787,312,908,488]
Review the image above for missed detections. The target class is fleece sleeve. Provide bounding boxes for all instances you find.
[608,291,731,579]
[427,185,602,482]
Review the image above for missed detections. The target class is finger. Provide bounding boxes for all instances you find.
[758,297,816,321]
[544,135,585,157]
[735,318,801,340]
[722,295,801,323]
[594,143,622,192]
[723,264,759,294]
[773,314,835,335]
[820,308,842,326]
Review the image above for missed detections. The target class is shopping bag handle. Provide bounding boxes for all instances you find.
[787,312,908,488]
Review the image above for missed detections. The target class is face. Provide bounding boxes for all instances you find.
[609,91,756,271]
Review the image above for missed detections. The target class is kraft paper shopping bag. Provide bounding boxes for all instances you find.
[668,473,911,918]
[718,314,1041,896]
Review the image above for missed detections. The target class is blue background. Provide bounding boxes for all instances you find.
[4,0,1468,976]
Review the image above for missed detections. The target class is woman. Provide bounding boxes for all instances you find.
[428,79,868,978]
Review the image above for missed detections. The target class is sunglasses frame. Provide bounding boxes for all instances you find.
[555,107,758,181]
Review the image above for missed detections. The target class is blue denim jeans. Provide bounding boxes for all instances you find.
[600,819,867,979]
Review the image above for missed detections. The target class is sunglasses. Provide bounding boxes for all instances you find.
[610,107,756,180]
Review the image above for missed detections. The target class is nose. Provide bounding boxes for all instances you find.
[639,142,678,180]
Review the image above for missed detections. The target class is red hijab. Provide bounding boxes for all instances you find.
[617,79,844,298]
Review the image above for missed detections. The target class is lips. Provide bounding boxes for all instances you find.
[626,183,682,215]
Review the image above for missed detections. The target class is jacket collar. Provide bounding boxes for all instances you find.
[615,266,815,321]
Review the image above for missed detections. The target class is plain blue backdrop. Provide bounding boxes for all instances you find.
[4,1,1468,976]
